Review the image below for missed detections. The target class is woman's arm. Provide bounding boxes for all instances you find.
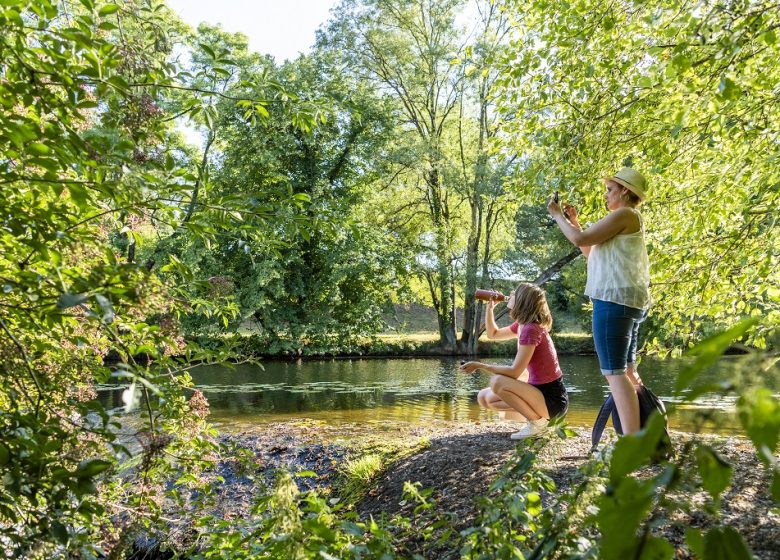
[549,203,637,247]
[460,343,535,380]
[485,300,518,341]
[562,204,591,257]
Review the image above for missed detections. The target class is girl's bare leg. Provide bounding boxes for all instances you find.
[489,375,549,420]
[477,388,513,411]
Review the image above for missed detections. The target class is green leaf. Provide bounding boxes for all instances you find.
[685,528,705,558]
[718,76,741,101]
[50,521,69,544]
[76,478,97,495]
[676,318,758,393]
[199,42,216,58]
[703,526,753,560]
[609,412,667,481]
[28,143,50,155]
[98,4,119,16]
[737,388,780,460]
[760,29,777,45]
[75,458,112,478]
[772,468,780,503]
[57,292,89,309]
[671,54,691,72]
[637,536,674,559]
[598,477,655,559]
[94,294,114,323]
[123,382,137,413]
[0,443,9,466]
[695,446,733,503]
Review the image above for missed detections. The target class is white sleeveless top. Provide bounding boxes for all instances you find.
[584,208,651,310]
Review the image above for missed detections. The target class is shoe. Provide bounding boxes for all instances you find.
[510,418,549,440]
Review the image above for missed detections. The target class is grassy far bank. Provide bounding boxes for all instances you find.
[201,329,595,359]
[219,303,594,358]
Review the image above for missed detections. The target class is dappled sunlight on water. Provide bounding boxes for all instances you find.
[97,355,778,434]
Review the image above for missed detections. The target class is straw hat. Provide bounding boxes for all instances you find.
[603,167,648,201]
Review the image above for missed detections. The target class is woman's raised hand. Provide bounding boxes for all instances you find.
[547,196,562,216]
[563,203,579,224]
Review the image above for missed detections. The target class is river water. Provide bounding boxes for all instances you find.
[98,354,777,434]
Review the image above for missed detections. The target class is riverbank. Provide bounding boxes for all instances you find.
[191,330,596,359]
[153,419,778,559]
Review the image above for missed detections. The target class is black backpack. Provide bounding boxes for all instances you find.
[591,385,673,460]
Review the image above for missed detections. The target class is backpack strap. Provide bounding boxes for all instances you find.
[591,394,616,449]
[592,385,673,459]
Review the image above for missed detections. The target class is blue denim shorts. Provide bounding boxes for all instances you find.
[592,299,647,375]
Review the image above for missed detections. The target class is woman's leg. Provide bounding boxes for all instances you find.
[490,375,549,420]
[606,375,640,433]
[477,387,513,411]
[592,300,642,434]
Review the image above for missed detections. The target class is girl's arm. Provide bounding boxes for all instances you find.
[484,300,518,341]
[460,342,534,380]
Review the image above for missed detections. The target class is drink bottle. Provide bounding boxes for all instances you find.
[474,289,509,302]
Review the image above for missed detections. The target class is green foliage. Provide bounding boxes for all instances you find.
[0,0,313,555]
[497,0,780,350]
[460,322,778,560]
[695,446,733,504]
[189,469,402,559]
[703,526,754,560]
[340,454,384,504]
[153,38,405,349]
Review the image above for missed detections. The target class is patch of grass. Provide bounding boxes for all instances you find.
[336,434,431,505]
[340,454,383,504]
[375,332,440,343]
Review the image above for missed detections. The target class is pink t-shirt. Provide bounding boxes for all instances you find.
[510,322,562,385]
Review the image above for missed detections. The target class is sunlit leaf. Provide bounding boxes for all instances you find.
[737,388,780,461]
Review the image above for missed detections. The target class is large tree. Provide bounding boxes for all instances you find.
[187,44,405,350]
[323,0,468,350]
[496,0,780,349]
[323,0,531,351]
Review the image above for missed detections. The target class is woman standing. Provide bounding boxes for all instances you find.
[461,283,568,440]
[548,167,651,434]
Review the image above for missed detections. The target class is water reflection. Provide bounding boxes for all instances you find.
[96,355,778,434]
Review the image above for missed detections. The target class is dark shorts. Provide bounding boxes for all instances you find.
[533,377,568,419]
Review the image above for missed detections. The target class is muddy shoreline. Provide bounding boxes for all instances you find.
[190,419,779,559]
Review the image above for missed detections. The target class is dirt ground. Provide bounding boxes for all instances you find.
[218,419,780,559]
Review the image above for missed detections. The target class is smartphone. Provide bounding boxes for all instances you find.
[553,191,559,204]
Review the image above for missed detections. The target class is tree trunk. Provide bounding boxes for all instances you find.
[470,200,497,354]
[478,248,582,336]
[461,65,494,354]
[460,193,481,353]
[426,167,457,350]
